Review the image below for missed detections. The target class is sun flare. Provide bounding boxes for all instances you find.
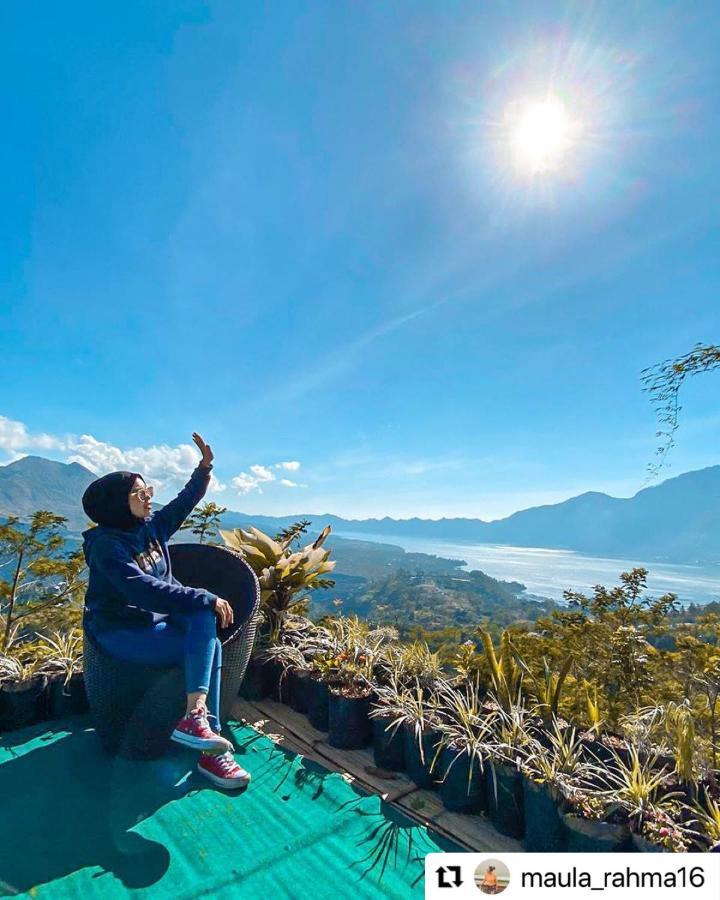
[507,97,578,174]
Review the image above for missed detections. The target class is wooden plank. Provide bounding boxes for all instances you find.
[252,699,328,745]
[394,788,446,823]
[230,697,525,853]
[432,811,523,853]
[230,698,325,764]
[312,740,417,802]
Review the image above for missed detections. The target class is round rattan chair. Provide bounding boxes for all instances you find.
[83,543,260,760]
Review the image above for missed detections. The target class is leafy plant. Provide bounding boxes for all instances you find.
[434,675,494,779]
[0,513,86,652]
[519,655,573,725]
[221,524,335,640]
[34,628,83,687]
[520,718,589,801]
[477,629,523,714]
[180,501,227,544]
[691,788,720,851]
[590,745,683,834]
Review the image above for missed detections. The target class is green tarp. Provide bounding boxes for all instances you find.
[0,716,460,898]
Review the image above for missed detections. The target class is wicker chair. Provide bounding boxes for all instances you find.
[83,543,260,760]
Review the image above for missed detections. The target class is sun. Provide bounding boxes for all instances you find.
[507,97,578,174]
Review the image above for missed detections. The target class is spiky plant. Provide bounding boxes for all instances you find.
[221,525,336,640]
[34,628,83,687]
[434,675,495,779]
[477,629,524,714]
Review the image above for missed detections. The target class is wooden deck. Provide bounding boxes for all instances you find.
[231,697,523,853]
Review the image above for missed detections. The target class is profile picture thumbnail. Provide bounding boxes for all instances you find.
[475,858,510,894]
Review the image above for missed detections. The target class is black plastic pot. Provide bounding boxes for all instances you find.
[265,659,289,703]
[439,746,486,813]
[562,814,631,852]
[327,691,372,749]
[631,833,666,852]
[403,726,442,789]
[0,676,48,731]
[522,776,566,851]
[288,670,311,714]
[306,676,330,730]
[238,657,269,701]
[47,672,88,719]
[486,761,525,839]
[372,715,405,771]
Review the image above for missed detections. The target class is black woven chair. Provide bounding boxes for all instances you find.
[83,543,260,760]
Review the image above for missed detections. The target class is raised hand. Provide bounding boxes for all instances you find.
[192,432,214,468]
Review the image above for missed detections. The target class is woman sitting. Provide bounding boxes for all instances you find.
[81,432,249,789]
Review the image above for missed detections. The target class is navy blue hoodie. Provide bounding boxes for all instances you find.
[82,465,218,635]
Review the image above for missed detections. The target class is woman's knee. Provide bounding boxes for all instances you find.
[185,607,217,632]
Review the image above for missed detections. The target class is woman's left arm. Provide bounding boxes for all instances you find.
[152,433,214,542]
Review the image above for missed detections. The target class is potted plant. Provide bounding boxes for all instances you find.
[0,654,47,731]
[375,676,443,788]
[369,674,406,772]
[35,629,87,718]
[633,803,692,852]
[583,745,684,851]
[485,699,531,839]
[520,718,589,852]
[560,789,631,852]
[221,524,336,643]
[435,676,492,813]
[691,788,720,852]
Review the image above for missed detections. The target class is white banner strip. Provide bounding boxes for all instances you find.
[425,853,720,899]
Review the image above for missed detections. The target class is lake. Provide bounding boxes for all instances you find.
[334,531,720,605]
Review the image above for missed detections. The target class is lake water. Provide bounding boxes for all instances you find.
[334,531,720,606]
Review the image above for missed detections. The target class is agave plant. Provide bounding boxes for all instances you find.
[484,696,532,768]
[378,640,444,690]
[518,655,573,725]
[589,744,685,835]
[691,788,720,851]
[583,680,603,735]
[322,616,398,695]
[221,524,336,640]
[0,653,40,687]
[34,628,83,687]
[370,677,442,763]
[519,717,590,801]
[434,675,495,777]
[620,702,701,787]
[477,629,524,714]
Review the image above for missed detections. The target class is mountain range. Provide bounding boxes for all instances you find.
[0,455,718,565]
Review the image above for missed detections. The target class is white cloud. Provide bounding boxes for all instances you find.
[0,414,228,499]
[232,465,276,495]
[231,460,306,495]
[0,415,65,454]
[275,461,301,471]
[249,464,274,480]
[0,413,306,501]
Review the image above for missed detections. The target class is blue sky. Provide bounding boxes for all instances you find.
[0,1,718,519]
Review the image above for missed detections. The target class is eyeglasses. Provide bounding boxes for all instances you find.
[130,486,154,502]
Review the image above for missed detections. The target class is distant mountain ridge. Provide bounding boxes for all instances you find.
[1,455,718,564]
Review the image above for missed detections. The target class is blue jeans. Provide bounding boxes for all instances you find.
[95,608,223,733]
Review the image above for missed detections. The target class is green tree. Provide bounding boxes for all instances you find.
[0,513,86,651]
[179,501,227,544]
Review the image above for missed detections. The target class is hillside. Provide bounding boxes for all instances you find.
[1,454,719,564]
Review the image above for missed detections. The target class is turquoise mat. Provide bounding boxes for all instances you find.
[0,716,460,898]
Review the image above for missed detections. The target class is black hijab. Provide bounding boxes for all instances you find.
[82,471,145,531]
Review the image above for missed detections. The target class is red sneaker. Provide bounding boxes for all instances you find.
[171,709,232,752]
[198,751,251,789]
